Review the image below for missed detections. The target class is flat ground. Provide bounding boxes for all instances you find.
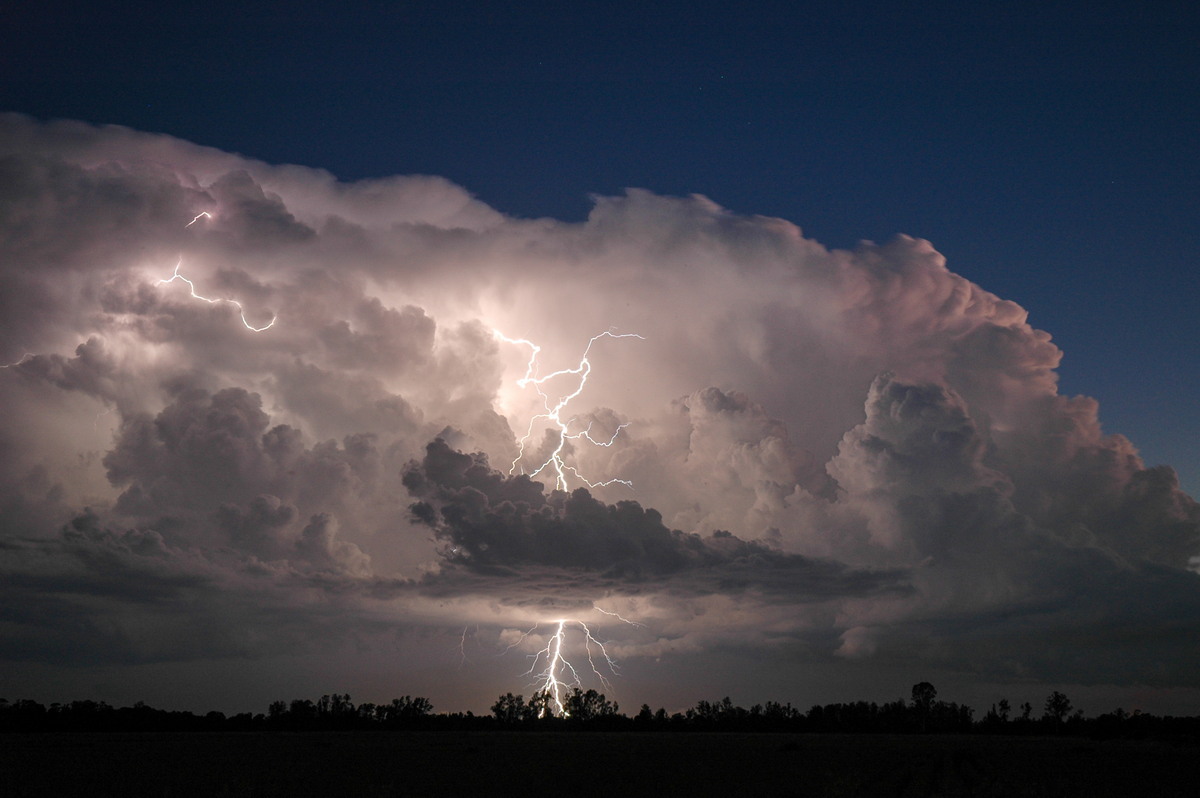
[1,731,1196,797]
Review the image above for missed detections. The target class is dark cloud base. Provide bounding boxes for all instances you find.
[404,437,912,601]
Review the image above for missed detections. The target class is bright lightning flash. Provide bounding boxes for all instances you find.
[155,212,276,331]
[155,259,276,332]
[495,330,642,491]
[487,332,644,715]
[505,606,638,717]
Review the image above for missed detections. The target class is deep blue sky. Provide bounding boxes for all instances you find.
[3,0,1198,495]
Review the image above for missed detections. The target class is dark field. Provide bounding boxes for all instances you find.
[1,731,1196,797]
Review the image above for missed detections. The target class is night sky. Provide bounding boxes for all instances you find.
[2,1,1199,716]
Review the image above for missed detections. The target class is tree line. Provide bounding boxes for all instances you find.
[3,682,1199,738]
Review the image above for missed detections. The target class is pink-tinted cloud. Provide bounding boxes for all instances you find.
[1,113,1198,712]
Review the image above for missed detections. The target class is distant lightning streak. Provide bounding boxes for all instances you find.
[156,259,276,331]
[0,353,36,369]
[459,624,479,667]
[593,606,645,628]
[157,211,276,331]
[495,329,642,491]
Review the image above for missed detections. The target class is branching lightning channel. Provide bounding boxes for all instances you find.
[593,606,645,628]
[156,259,277,331]
[156,212,277,331]
[499,605,642,717]
[494,329,643,491]
[523,620,615,716]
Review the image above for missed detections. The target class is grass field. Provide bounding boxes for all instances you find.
[2,731,1196,796]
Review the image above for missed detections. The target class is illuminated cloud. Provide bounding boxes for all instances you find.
[1,113,1198,710]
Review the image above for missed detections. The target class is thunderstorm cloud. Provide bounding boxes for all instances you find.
[1,113,1198,710]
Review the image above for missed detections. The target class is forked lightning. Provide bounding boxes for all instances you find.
[495,329,642,491]
[501,607,640,717]
[157,212,277,331]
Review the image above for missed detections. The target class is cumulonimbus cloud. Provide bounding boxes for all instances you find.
[1,113,1197,701]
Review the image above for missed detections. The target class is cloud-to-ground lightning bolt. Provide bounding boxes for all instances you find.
[500,606,642,717]
[494,329,643,491]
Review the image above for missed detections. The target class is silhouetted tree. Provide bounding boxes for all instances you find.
[328,693,354,721]
[761,701,799,730]
[878,700,910,733]
[491,693,530,724]
[380,695,433,727]
[911,682,937,732]
[9,685,1200,737]
[1044,691,1073,728]
[564,688,618,722]
[911,682,937,710]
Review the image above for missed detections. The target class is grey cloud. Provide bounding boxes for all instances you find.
[0,511,385,667]
[315,298,435,373]
[204,170,317,248]
[874,554,1200,687]
[296,513,371,577]
[215,494,297,559]
[829,371,1199,568]
[830,374,1009,502]
[820,372,1200,686]
[15,337,122,403]
[403,438,909,601]
[0,113,503,233]
[270,360,425,441]
[101,385,415,549]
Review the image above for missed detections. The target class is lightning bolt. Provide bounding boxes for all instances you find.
[523,619,618,717]
[156,212,277,331]
[459,624,478,667]
[156,259,276,331]
[486,331,645,714]
[494,329,643,491]
[0,353,36,369]
[501,605,641,717]
[593,606,645,628]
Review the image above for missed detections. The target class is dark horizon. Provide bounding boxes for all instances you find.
[4,680,1194,735]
